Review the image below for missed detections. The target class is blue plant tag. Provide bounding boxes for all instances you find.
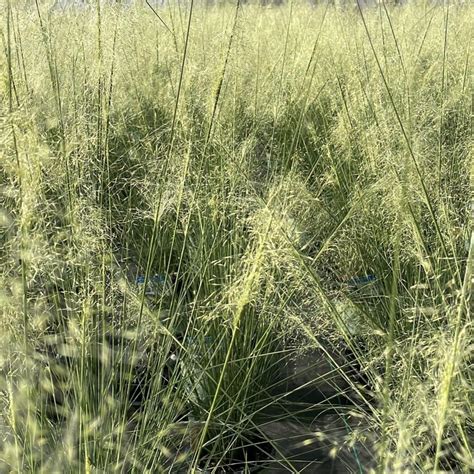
[135,274,167,296]
[347,274,376,287]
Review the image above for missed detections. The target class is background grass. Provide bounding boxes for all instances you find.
[0,1,472,472]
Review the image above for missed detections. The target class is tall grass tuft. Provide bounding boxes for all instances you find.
[0,1,472,472]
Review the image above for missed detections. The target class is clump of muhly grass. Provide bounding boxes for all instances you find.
[0,2,472,471]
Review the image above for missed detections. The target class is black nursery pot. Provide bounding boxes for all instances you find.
[38,333,184,424]
[197,431,274,473]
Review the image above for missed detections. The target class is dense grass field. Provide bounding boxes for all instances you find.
[0,1,472,472]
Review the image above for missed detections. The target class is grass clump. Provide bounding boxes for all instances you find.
[0,1,472,472]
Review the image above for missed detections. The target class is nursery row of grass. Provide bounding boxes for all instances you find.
[0,1,472,472]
